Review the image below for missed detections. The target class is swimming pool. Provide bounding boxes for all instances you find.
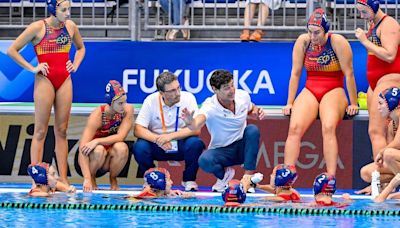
[0,186,399,227]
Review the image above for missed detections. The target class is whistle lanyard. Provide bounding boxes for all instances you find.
[159,95,180,134]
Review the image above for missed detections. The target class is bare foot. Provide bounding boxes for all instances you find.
[110,178,120,190]
[110,184,120,191]
[91,176,99,190]
[58,178,70,186]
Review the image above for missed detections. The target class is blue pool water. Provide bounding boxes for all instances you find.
[0,190,400,227]
[1,207,400,227]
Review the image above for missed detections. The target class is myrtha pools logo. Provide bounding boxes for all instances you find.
[0,42,36,101]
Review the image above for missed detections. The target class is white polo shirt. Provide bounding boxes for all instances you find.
[136,91,199,134]
[198,89,252,149]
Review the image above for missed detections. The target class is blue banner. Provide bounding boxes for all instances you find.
[0,41,368,105]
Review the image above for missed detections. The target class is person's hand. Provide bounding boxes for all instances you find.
[160,141,172,151]
[355,185,371,195]
[346,104,359,116]
[80,139,99,156]
[240,174,252,193]
[355,28,368,44]
[181,192,195,198]
[181,107,194,126]
[155,134,172,148]
[250,107,265,120]
[66,60,76,73]
[169,190,183,196]
[282,104,292,116]
[375,149,385,167]
[33,62,49,76]
[67,185,76,193]
[83,178,93,192]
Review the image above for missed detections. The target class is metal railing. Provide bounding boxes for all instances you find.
[0,0,399,40]
[142,0,400,38]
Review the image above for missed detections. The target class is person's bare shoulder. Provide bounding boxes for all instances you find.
[65,19,78,28]
[382,15,399,28]
[24,20,45,36]
[295,33,311,51]
[330,33,346,41]
[64,19,78,36]
[87,106,103,123]
[124,103,134,114]
[297,33,310,43]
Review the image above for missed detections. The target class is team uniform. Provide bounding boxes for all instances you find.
[34,19,71,91]
[365,16,400,90]
[93,105,125,150]
[304,34,344,102]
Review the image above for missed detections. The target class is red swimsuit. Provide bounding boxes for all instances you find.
[93,105,125,150]
[304,34,344,102]
[34,20,71,91]
[366,15,400,91]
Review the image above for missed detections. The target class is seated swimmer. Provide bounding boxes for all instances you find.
[313,173,353,207]
[222,179,247,207]
[27,162,76,197]
[260,164,301,202]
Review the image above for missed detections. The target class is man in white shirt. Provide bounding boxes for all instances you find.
[132,72,205,191]
[181,69,265,192]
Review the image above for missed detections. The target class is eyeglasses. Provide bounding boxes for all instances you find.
[164,86,181,94]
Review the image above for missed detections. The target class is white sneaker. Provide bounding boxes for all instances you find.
[181,18,190,40]
[212,167,235,192]
[166,29,178,41]
[247,187,255,193]
[182,181,198,191]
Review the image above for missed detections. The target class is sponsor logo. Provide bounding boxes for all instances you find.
[123,69,276,95]
[0,43,36,101]
[56,34,69,45]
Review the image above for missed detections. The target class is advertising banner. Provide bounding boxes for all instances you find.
[0,41,368,105]
[0,114,140,185]
[1,115,353,188]
[161,119,353,189]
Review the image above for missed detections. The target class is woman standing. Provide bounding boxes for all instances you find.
[7,0,85,185]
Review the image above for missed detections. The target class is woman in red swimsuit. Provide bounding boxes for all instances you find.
[79,80,133,192]
[281,8,359,200]
[7,0,85,185]
[354,0,400,194]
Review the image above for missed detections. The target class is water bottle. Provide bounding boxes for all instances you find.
[371,170,381,199]
[250,173,264,187]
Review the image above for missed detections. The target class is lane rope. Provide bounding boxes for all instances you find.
[0,202,399,216]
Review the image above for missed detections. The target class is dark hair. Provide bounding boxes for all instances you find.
[156,72,178,92]
[210,69,233,90]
